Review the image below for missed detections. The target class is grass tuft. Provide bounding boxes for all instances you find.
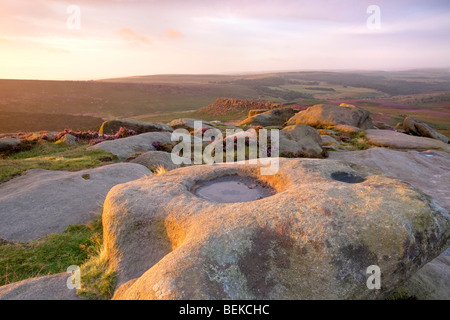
[77,246,116,300]
[0,217,103,287]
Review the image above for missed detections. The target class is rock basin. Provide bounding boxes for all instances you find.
[330,171,366,184]
[192,175,275,203]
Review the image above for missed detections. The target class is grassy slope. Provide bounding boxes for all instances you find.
[0,79,258,120]
[0,141,118,184]
[0,112,104,134]
[0,217,102,287]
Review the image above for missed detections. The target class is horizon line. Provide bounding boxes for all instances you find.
[1,67,450,82]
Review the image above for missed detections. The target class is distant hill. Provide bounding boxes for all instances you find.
[1,69,449,134]
[192,98,282,120]
[0,112,103,134]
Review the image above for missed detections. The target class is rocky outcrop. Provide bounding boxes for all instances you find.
[285,104,373,129]
[87,132,172,159]
[403,117,449,144]
[248,109,269,117]
[321,135,340,147]
[100,158,449,300]
[240,108,296,127]
[279,125,324,158]
[0,163,150,242]
[366,129,450,152]
[56,133,77,145]
[195,98,281,117]
[99,119,173,135]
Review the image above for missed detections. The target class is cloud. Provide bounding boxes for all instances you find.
[118,28,151,45]
[165,28,184,39]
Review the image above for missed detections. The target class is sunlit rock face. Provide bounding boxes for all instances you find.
[285,104,374,129]
[102,158,449,300]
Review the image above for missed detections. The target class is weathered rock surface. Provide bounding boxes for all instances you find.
[0,138,21,152]
[332,124,361,134]
[321,135,340,147]
[248,109,269,117]
[403,117,449,144]
[0,163,150,242]
[328,148,450,211]
[285,104,373,129]
[130,151,189,171]
[279,125,324,157]
[396,253,450,300]
[56,133,77,145]
[101,158,449,300]
[87,132,172,159]
[366,129,450,152]
[240,108,296,127]
[99,119,173,135]
[0,273,82,300]
[167,118,214,131]
[329,148,450,300]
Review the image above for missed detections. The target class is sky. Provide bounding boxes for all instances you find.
[0,0,449,80]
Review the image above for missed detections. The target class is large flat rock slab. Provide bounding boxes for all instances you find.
[366,129,450,152]
[328,148,450,211]
[87,132,172,159]
[0,273,82,300]
[0,163,150,242]
[102,158,449,300]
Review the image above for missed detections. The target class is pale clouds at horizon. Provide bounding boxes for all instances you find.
[0,0,449,80]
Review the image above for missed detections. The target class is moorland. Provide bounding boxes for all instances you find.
[1,69,449,137]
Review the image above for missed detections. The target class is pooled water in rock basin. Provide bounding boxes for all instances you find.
[331,171,366,184]
[419,151,437,157]
[193,175,275,203]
